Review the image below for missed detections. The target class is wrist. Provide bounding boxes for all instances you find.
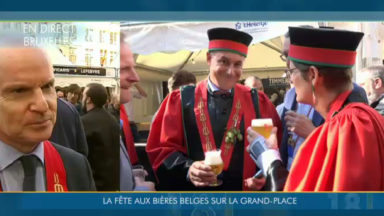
[257,149,281,176]
[248,136,281,176]
[248,136,270,160]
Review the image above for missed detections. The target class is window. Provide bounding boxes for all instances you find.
[85,48,93,66]
[69,47,77,64]
[100,49,107,66]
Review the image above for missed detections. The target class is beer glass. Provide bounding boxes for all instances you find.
[204,150,223,186]
[251,118,273,138]
[132,165,146,182]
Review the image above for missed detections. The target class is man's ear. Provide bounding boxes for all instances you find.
[373,77,383,89]
[206,52,212,66]
[309,66,323,87]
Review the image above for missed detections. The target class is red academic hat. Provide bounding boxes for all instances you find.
[208,28,253,57]
[288,27,364,68]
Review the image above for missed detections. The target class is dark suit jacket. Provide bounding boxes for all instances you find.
[52,143,96,191]
[81,107,120,191]
[50,98,88,156]
[120,139,135,191]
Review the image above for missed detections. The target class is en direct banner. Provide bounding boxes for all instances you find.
[1,192,384,216]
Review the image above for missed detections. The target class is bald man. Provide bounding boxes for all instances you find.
[0,47,95,191]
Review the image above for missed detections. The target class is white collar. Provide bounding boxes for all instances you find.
[207,77,232,93]
[0,140,45,171]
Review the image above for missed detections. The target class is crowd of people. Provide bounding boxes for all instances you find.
[54,83,122,191]
[0,25,383,192]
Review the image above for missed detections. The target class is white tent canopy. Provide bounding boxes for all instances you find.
[122,22,318,81]
[122,22,318,55]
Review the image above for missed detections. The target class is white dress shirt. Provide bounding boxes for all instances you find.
[0,140,46,191]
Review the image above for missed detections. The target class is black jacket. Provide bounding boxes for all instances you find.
[53,143,96,191]
[81,107,120,191]
[50,98,88,156]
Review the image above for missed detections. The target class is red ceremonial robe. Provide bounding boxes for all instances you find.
[285,91,384,191]
[146,80,281,190]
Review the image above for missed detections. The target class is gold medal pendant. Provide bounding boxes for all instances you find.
[287,135,295,148]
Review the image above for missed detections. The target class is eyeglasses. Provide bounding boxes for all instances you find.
[284,67,299,78]
[280,53,287,62]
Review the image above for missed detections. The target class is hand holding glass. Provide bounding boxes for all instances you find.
[204,150,223,186]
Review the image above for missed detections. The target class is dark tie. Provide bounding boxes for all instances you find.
[213,90,232,98]
[19,155,39,191]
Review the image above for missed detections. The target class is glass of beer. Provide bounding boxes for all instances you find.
[252,118,273,138]
[204,150,223,186]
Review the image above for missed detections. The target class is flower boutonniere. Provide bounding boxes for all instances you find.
[225,127,243,145]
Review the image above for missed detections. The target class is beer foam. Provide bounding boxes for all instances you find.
[204,151,222,165]
[252,118,273,127]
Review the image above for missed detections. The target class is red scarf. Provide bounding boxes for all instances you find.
[0,141,68,192]
[194,80,257,189]
[120,105,139,165]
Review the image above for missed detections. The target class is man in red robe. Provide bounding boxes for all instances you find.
[146,27,282,191]
[247,26,384,191]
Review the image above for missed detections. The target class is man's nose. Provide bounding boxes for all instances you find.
[128,68,140,83]
[29,88,49,113]
[227,65,235,75]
